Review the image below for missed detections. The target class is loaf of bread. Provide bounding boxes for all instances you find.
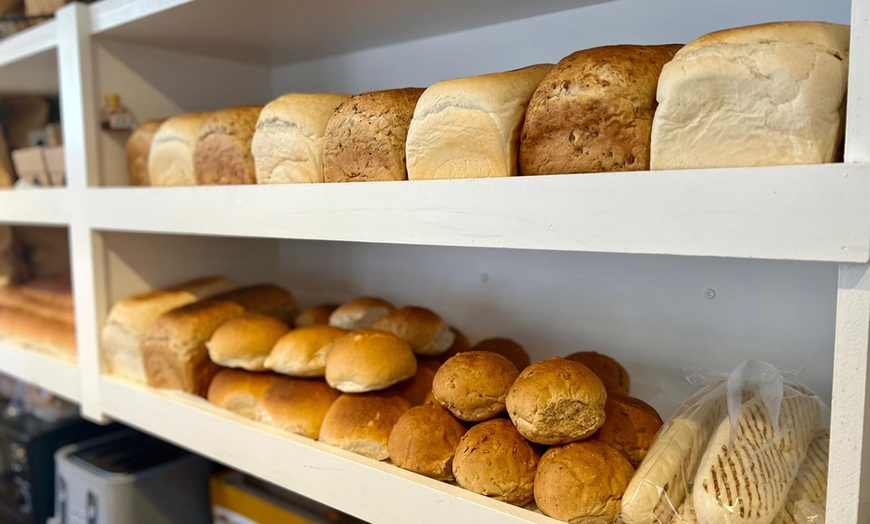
[520,45,680,175]
[432,351,518,421]
[206,314,289,371]
[254,376,340,439]
[323,89,424,182]
[406,65,552,180]
[651,22,850,169]
[148,112,212,186]
[125,119,164,186]
[194,106,262,185]
[372,306,455,356]
[780,429,829,524]
[387,404,466,481]
[206,368,281,419]
[319,391,411,460]
[252,93,349,184]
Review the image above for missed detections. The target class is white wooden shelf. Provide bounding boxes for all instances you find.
[0,19,56,69]
[0,188,70,225]
[0,341,79,403]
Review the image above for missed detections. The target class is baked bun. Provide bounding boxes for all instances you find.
[206,314,290,371]
[372,306,455,356]
[319,392,411,460]
[264,325,347,377]
[294,304,338,328]
[328,297,396,330]
[394,363,437,406]
[432,351,519,421]
[506,357,607,445]
[387,404,466,481]
[452,418,540,506]
[595,393,663,466]
[534,439,635,523]
[325,329,417,392]
[470,338,530,371]
[254,376,340,439]
[436,327,471,362]
[564,351,630,395]
[207,369,281,419]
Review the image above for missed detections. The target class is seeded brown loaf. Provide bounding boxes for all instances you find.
[254,376,340,439]
[324,329,417,392]
[148,112,212,186]
[194,106,263,185]
[206,368,281,419]
[319,391,411,460]
[565,350,630,395]
[205,314,290,371]
[387,404,466,481]
[372,306,455,356]
[595,393,663,466]
[432,350,519,422]
[264,325,347,377]
[126,119,164,186]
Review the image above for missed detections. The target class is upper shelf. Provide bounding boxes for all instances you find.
[0,18,55,69]
[0,188,70,226]
[0,19,58,94]
[84,163,870,263]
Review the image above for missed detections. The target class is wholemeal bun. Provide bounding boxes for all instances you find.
[264,325,347,377]
[388,404,467,481]
[452,418,541,506]
[328,297,396,330]
[595,394,663,466]
[534,439,635,523]
[373,306,455,356]
[432,351,519,421]
[254,376,340,439]
[564,351,630,396]
[325,329,417,392]
[436,327,471,362]
[393,363,437,406]
[470,338,531,371]
[319,392,411,460]
[206,314,290,371]
[294,304,338,328]
[207,369,281,419]
[506,357,607,445]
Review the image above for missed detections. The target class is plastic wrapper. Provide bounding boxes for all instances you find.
[620,359,828,524]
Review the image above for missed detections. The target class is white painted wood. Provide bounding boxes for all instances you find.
[0,20,56,69]
[845,0,870,163]
[0,188,69,225]
[0,341,80,403]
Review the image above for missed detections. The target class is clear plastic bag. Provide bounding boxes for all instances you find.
[620,359,828,524]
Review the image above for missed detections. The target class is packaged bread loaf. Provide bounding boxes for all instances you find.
[194,106,263,185]
[148,112,211,186]
[126,119,164,186]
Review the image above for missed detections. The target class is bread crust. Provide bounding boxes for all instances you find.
[372,306,454,356]
[564,350,630,396]
[387,404,466,480]
[328,296,395,330]
[126,119,164,186]
[194,106,262,185]
[595,393,663,466]
[324,329,417,392]
[319,391,411,460]
[294,304,338,328]
[432,350,519,421]
[206,368,281,419]
[206,314,289,371]
[254,376,340,439]
[149,112,211,186]
[264,325,347,377]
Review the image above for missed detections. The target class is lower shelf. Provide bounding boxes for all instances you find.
[99,376,557,524]
[0,341,80,402]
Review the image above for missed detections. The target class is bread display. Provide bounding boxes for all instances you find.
[565,350,630,396]
[193,105,263,185]
[780,429,829,524]
[650,22,850,169]
[534,439,635,523]
[470,337,530,371]
[452,418,540,506]
[520,45,680,175]
[319,391,411,460]
[393,363,437,406]
[148,112,212,186]
[322,88,424,182]
[0,300,76,359]
[251,93,350,184]
[387,404,466,481]
[126,119,164,186]
[372,306,455,356]
[264,325,347,377]
[206,368,281,419]
[295,304,338,328]
[406,65,552,180]
[328,296,395,330]
[594,393,663,466]
[431,351,519,422]
[506,358,607,445]
[205,314,289,371]
[254,376,340,439]
[324,329,417,392]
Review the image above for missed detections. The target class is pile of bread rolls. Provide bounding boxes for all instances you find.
[126,21,849,188]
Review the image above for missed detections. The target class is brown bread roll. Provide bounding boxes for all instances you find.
[432,351,519,422]
[387,404,466,481]
[393,363,437,406]
[264,325,347,377]
[194,105,263,185]
[595,393,663,466]
[564,350,630,396]
[435,327,471,362]
[319,391,411,460]
[254,376,340,439]
[372,306,455,356]
[470,337,531,371]
[324,329,417,392]
[206,314,289,371]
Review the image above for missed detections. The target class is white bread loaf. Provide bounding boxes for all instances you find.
[252,93,349,184]
[126,119,164,186]
[148,112,211,186]
[780,429,829,524]
[406,65,552,180]
[650,22,850,169]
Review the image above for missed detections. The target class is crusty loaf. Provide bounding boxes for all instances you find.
[779,429,829,524]
[252,93,350,184]
[520,45,680,175]
[148,112,211,186]
[322,88,424,182]
[406,65,552,180]
[194,106,263,185]
[126,119,164,186]
[651,22,849,169]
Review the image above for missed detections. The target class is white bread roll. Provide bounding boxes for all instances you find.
[148,112,211,186]
[372,306,454,356]
[651,22,849,169]
[254,376,340,439]
[406,64,552,180]
[206,368,281,419]
[205,314,289,371]
[319,391,411,460]
[324,329,417,392]
[328,296,395,330]
[264,325,347,377]
[252,93,350,184]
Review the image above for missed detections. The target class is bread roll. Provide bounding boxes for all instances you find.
[319,392,411,460]
[206,314,289,371]
[534,439,635,523]
[651,22,849,169]
[102,276,237,383]
[506,357,607,445]
[452,418,540,506]
[470,338,530,371]
[406,65,552,180]
[520,45,680,175]
[148,112,211,186]
[564,350,630,396]
[372,306,454,356]
[323,88,424,182]
[126,119,164,186]
[264,325,347,377]
[387,404,466,481]
[254,376,340,439]
[393,363,437,406]
[436,327,470,362]
[328,297,395,330]
[206,368,280,419]
[294,304,338,328]
[324,329,417,392]
[432,351,518,422]
[252,93,350,184]
[194,105,263,185]
[780,429,829,524]
[595,393,663,466]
